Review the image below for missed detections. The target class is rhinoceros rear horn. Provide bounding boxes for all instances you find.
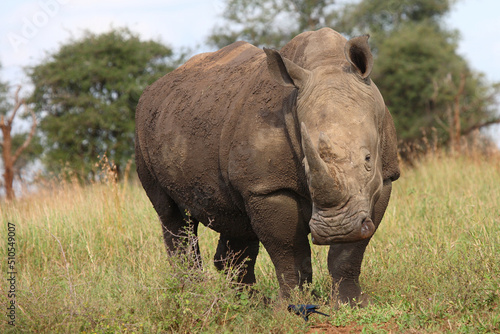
[344,35,374,79]
[301,123,345,208]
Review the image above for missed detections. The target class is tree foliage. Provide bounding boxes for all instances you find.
[338,0,453,37]
[28,28,178,178]
[208,0,338,48]
[373,23,459,139]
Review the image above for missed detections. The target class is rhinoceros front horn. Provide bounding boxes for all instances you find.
[301,122,346,208]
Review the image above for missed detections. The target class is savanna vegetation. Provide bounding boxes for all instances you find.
[1,0,500,333]
[1,151,499,333]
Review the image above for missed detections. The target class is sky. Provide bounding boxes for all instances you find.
[1,0,500,142]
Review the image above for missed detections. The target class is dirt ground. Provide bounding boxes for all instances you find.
[309,321,400,333]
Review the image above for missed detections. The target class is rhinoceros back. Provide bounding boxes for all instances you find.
[135,41,269,232]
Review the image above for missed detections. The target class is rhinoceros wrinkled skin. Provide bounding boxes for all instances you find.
[135,28,400,304]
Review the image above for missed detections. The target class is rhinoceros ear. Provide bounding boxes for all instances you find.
[263,48,311,89]
[344,35,374,79]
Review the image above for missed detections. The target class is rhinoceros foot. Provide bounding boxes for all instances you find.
[332,278,370,308]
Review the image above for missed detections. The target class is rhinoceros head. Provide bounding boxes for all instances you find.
[264,35,388,245]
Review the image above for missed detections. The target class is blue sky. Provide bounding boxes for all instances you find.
[1,0,499,141]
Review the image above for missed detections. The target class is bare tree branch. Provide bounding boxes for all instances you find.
[12,103,37,165]
[1,85,37,200]
[433,114,449,131]
[0,115,4,146]
[462,118,500,137]
[452,73,466,151]
[7,85,23,126]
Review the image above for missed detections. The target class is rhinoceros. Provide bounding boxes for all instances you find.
[135,28,400,304]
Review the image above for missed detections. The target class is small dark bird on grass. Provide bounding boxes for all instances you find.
[287,304,330,321]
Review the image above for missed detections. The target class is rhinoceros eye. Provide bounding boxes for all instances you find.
[364,153,372,171]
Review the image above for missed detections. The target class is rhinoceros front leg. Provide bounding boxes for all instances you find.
[328,239,370,306]
[328,180,393,306]
[246,192,312,298]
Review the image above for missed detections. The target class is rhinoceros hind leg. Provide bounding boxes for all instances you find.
[136,148,201,266]
[158,199,201,262]
[214,235,259,285]
[156,195,201,265]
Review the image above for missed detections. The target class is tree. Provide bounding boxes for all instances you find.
[338,0,500,146]
[208,0,338,49]
[28,28,179,178]
[338,0,453,39]
[0,84,37,201]
[373,22,463,140]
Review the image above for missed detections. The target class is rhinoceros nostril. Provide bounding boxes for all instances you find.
[360,217,375,239]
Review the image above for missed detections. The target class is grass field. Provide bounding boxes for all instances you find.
[1,152,499,333]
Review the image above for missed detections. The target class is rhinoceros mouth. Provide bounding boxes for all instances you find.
[309,210,374,245]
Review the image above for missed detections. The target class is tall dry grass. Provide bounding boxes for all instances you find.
[1,150,499,333]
